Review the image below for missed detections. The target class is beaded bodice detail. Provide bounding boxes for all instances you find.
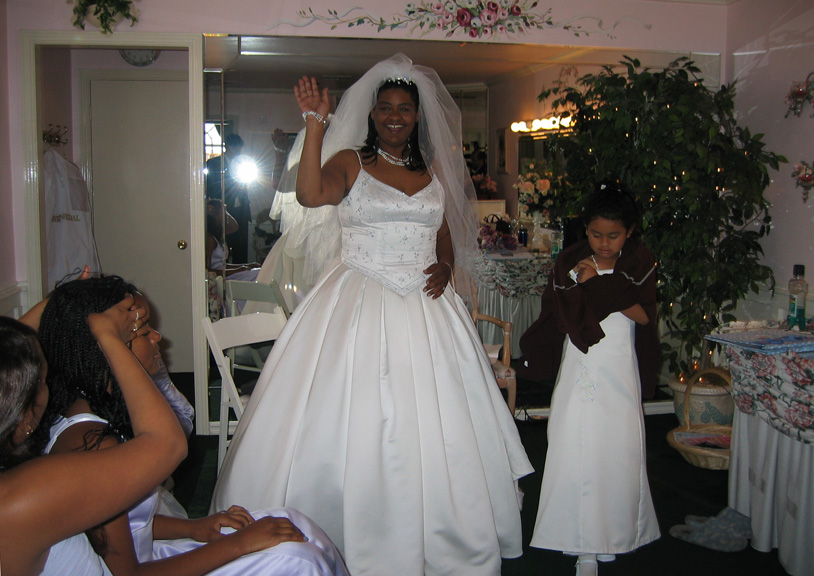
[339,168,444,296]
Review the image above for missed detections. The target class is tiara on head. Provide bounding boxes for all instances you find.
[381,75,415,86]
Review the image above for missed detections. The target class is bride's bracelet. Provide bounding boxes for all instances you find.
[302,110,327,125]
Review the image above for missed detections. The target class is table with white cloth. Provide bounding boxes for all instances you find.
[721,339,814,576]
[473,249,554,358]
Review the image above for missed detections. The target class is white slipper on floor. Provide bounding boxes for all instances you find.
[597,554,616,562]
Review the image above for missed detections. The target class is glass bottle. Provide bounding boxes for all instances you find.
[787,264,808,329]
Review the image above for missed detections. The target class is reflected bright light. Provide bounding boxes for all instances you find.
[233,155,259,184]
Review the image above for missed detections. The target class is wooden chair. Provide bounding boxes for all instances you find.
[201,309,288,470]
[458,271,517,415]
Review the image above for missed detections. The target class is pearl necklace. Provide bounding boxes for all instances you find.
[377,148,407,166]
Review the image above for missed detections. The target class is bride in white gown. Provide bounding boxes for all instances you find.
[211,53,534,576]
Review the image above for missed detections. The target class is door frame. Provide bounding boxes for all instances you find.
[20,31,211,434]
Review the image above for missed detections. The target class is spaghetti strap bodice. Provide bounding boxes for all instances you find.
[338,162,444,296]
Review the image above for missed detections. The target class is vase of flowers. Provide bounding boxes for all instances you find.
[478,223,518,251]
[513,158,557,223]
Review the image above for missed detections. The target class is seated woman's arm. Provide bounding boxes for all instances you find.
[0,297,187,576]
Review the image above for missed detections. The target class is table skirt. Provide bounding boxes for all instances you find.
[729,410,814,576]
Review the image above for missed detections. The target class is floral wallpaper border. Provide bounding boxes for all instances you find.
[269,1,643,39]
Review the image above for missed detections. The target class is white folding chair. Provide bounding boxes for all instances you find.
[225,278,291,319]
[202,309,288,470]
[224,279,291,374]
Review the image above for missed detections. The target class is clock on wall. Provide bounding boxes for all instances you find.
[119,49,161,67]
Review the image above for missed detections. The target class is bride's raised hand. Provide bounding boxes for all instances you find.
[294,76,330,119]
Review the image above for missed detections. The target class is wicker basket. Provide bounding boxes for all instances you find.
[666,367,732,470]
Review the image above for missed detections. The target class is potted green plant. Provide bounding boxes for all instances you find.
[71,0,138,34]
[539,57,786,376]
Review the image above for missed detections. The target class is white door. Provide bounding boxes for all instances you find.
[86,72,194,371]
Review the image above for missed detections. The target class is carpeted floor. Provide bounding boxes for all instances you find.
[170,373,789,575]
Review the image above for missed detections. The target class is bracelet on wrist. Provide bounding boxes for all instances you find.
[273,146,287,154]
[302,111,327,125]
[440,261,453,275]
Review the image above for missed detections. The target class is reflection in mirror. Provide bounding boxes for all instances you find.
[201,35,720,417]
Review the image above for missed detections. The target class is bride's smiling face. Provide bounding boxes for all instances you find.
[370,87,419,152]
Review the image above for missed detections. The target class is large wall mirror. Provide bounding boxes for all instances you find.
[199,35,720,426]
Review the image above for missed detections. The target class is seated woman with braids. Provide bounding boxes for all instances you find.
[0,297,187,576]
[39,275,349,576]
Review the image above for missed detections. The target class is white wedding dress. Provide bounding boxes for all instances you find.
[212,163,534,576]
[530,269,660,554]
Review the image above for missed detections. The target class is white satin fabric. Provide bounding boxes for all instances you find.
[40,534,106,576]
[47,414,349,576]
[531,270,660,554]
[211,168,533,576]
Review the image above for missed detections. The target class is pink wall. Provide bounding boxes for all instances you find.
[0,0,765,290]
[727,0,814,285]
[0,0,14,287]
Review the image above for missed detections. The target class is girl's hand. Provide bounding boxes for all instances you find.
[294,76,330,120]
[423,261,452,299]
[573,258,598,284]
[87,294,144,342]
[231,516,308,555]
[188,505,255,542]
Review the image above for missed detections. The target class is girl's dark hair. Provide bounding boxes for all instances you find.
[38,275,138,446]
[0,317,49,470]
[360,79,427,172]
[581,180,642,238]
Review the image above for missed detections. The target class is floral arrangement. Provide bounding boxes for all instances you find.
[785,76,814,118]
[478,224,518,250]
[296,1,584,39]
[472,174,497,199]
[513,158,556,219]
[792,161,814,202]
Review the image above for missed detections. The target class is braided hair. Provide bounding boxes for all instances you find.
[360,79,427,172]
[0,317,49,470]
[39,276,138,446]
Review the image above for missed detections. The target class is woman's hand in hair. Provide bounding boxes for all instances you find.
[87,294,146,344]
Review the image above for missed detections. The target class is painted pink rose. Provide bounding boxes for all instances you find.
[440,12,455,25]
[481,9,498,25]
[510,4,522,15]
[498,7,509,18]
[456,8,472,26]
[486,1,499,11]
[432,2,446,14]
[468,27,480,37]
[480,26,493,38]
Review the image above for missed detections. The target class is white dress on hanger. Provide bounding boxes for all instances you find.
[212,162,533,576]
[531,269,660,554]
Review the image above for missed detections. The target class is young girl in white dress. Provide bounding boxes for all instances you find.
[211,53,533,576]
[530,182,661,576]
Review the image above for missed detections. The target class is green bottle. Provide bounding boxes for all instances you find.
[787,264,808,329]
